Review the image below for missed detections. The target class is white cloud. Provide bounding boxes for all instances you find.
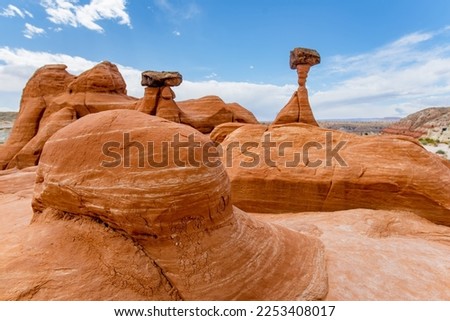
[310,27,450,118]
[176,81,295,120]
[0,47,294,120]
[172,30,181,36]
[2,27,450,121]
[23,23,46,39]
[40,0,131,33]
[0,4,32,18]
[154,0,200,21]
[204,72,217,79]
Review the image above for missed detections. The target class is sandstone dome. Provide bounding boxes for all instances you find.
[31,109,328,300]
[67,61,127,94]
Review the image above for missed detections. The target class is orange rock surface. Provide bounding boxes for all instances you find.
[0,64,74,169]
[177,96,258,133]
[0,110,327,300]
[255,209,450,300]
[2,166,449,300]
[272,47,320,126]
[209,122,247,144]
[0,62,137,170]
[221,123,450,226]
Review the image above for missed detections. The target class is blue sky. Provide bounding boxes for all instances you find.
[1,0,450,120]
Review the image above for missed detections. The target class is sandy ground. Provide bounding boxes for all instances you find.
[423,143,450,160]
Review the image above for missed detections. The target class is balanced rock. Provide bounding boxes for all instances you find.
[22,109,328,300]
[136,70,183,123]
[141,70,182,87]
[0,62,138,170]
[221,123,450,226]
[272,47,320,126]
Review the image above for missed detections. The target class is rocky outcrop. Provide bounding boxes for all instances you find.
[135,72,259,133]
[178,96,258,133]
[136,70,183,123]
[7,107,76,169]
[1,64,259,170]
[221,123,450,226]
[0,65,74,169]
[0,109,328,301]
[40,61,137,127]
[255,209,450,300]
[382,107,450,142]
[272,47,320,126]
[210,122,248,144]
[0,62,138,170]
[1,167,449,300]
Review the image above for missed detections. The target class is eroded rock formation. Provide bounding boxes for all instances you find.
[1,63,258,170]
[272,47,320,126]
[178,96,259,133]
[4,109,327,300]
[0,62,137,170]
[0,64,74,169]
[221,123,450,226]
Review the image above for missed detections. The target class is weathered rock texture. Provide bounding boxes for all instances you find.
[210,122,247,144]
[7,107,77,169]
[0,65,74,169]
[178,96,258,133]
[221,123,450,226]
[272,47,320,126]
[3,109,327,300]
[382,107,450,142]
[1,167,449,300]
[136,70,183,123]
[141,71,183,87]
[254,209,450,300]
[0,62,137,170]
[1,64,259,170]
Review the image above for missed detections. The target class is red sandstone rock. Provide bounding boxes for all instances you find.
[40,61,137,126]
[272,47,320,126]
[1,167,449,300]
[209,122,249,144]
[1,109,328,300]
[178,96,258,133]
[221,123,450,226]
[0,65,75,169]
[254,209,450,300]
[7,107,76,169]
[0,62,138,170]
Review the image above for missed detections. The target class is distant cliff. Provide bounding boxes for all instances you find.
[0,112,17,144]
[382,107,450,142]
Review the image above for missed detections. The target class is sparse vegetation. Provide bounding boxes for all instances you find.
[436,150,447,155]
[419,137,439,146]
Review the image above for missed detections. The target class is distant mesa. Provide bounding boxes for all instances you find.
[382,107,450,143]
